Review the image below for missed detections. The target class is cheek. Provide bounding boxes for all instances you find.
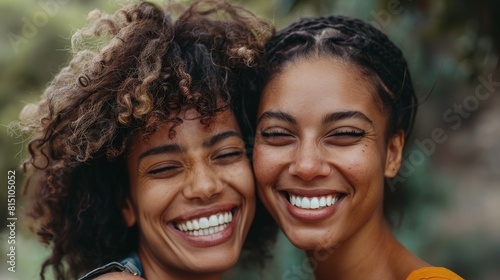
[252,145,282,187]
[338,147,385,186]
[136,181,177,218]
[223,161,255,199]
[240,167,256,199]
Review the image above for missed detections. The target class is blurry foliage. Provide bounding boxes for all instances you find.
[1,0,498,279]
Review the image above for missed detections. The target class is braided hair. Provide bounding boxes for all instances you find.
[263,15,417,140]
[260,15,418,225]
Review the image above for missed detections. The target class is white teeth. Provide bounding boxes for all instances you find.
[176,211,233,236]
[326,195,332,206]
[288,194,341,210]
[199,217,209,229]
[319,197,326,207]
[295,197,302,207]
[302,197,311,209]
[208,215,218,227]
[310,197,319,209]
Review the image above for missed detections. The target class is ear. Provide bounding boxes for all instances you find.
[121,196,137,227]
[384,131,404,178]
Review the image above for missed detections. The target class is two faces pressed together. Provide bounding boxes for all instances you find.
[20,1,463,280]
[121,14,448,280]
[130,54,406,278]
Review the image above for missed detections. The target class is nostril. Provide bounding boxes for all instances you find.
[289,157,330,181]
[184,175,223,201]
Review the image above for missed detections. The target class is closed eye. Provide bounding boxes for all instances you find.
[214,150,244,160]
[260,130,293,138]
[260,129,295,146]
[213,148,245,165]
[148,164,181,176]
[326,128,365,146]
[329,129,366,137]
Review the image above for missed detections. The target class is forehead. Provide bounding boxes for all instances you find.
[130,109,240,151]
[260,57,379,114]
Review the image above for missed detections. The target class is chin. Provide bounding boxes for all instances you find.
[189,248,239,273]
[288,236,323,251]
[284,227,338,251]
[193,260,236,274]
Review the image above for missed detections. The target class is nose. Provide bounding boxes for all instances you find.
[183,162,223,202]
[288,141,330,181]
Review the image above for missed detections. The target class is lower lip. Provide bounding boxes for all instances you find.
[169,209,239,248]
[280,193,341,222]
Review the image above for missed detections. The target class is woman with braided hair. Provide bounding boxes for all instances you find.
[19,1,277,279]
[252,16,463,280]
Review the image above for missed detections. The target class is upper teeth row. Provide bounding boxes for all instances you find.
[289,194,339,209]
[177,212,232,232]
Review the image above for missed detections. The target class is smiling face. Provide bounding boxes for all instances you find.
[123,109,255,279]
[253,57,404,250]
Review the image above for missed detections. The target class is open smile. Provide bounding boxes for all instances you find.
[279,191,346,222]
[175,211,233,236]
[287,193,344,209]
[169,207,238,247]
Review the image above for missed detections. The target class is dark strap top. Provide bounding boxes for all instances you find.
[79,253,143,279]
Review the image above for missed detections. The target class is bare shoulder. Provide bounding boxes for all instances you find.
[93,272,144,280]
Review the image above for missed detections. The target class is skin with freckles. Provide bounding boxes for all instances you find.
[122,109,255,280]
[253,57,428,279]
[19,1,276,278]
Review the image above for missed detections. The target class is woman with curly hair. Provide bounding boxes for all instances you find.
[19,1,276,279]
[252,16,463,280]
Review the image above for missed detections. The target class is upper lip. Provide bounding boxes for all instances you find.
[279,188,346,197]
[170,203,237,224]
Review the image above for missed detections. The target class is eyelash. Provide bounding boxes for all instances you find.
[215,150,244,160]
[148,165,179,175]
[146,149,244,176]
[260,130,291,138]
[261,129,365,138]
[329,129,366,137]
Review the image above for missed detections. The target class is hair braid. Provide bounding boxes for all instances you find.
[261,15,419,227]
[263,15,417,139]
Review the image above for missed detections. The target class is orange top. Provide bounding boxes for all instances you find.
[406,267,464,280]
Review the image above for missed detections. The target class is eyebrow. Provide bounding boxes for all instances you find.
[257,110,373,126]
[202,130,241,148]
[322,110,373,125]
[138,144,182,162]
[137,130,241,163]
[257,111,297,125]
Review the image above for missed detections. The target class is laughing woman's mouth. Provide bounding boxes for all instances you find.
[175,211,233,236]
[170,207,239,247]
[282,191,346,210]
[279,191,346,222]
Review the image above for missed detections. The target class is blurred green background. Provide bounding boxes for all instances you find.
[1,0,499,279]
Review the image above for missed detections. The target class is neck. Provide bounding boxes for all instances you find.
[139,250,224,280]
[144,267,222,280]
[144,271,222,280]
[306,218,428,280]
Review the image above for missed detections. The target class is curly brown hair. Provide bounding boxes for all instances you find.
[19,1,277,279]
